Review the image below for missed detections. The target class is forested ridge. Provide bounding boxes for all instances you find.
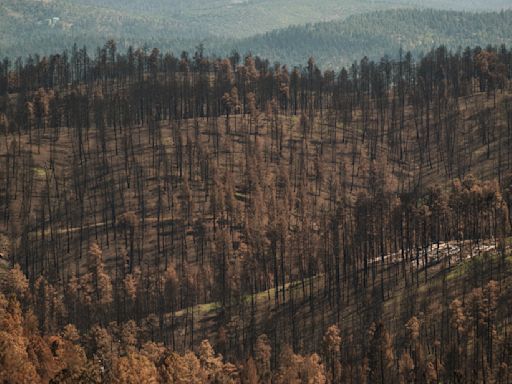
[0,0,400,58]
[233,9,512,67]
[1,42,512,382]
[2,0,512,65]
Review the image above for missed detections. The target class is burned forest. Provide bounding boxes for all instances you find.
[1,43,512,383]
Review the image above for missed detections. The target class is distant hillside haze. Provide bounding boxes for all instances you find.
[409,0,511,10]
[77,0,512,20]
[1,0,511,62]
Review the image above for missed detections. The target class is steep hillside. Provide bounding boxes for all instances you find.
[0,44,512,382]
[229,9,512,67]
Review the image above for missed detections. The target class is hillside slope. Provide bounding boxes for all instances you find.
[228,9,512,67]
[1,43,512,382]
[1,1,512,59]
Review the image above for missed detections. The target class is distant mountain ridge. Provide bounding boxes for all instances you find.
[1,1,512,67]
[223,9,512,67]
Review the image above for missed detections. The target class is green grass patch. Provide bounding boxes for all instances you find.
[0,258,8,272]
[242,274,320,305]
[174,301,221,318]
[447,250,512,281]
[32,167,46,178]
